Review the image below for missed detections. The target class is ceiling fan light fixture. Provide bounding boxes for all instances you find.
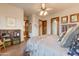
[44,11,48,16]
[39,3,48,16]
[42,3,46,10]
[40,10,44,16]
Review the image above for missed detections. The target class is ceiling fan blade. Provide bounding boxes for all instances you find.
[46,8,53,11]
[36,9,41,11]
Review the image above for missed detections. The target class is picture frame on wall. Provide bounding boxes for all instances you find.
[7,17,16,27]
[61,16,68,23]
[70,13,79,22]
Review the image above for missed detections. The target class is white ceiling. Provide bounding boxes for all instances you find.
[10,3,79,16]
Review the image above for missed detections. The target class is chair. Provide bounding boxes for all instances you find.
[0,40,6,51]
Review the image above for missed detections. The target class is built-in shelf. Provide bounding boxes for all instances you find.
[0,30,21,47]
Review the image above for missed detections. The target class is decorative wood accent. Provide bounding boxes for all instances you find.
[70,13,79,22]
[51,17,59,35]
[61,16,68,23]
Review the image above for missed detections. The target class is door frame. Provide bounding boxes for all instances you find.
[51,17,59,35]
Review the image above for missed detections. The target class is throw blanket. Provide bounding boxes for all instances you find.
[24,35,68,56]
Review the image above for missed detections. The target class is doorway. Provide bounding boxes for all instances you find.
[39,20,47,35]
[51,17,59,35]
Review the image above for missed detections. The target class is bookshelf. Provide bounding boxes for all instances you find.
[0,30,21,47]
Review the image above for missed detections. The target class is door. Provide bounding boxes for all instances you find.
[24,20,29,41]
[39,20,47,35]
[42,21,47,35]
[51,17,59,35]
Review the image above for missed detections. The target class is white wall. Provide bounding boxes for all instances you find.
[0,4,24,41]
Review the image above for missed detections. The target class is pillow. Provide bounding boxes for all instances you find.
[59,26,75,47]
[58,31,66,41]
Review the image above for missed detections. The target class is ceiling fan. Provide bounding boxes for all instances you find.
[39,3,53,16]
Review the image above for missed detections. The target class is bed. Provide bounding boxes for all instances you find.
[23,24,79,56]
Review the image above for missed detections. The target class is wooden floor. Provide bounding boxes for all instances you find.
[0,41,26,56]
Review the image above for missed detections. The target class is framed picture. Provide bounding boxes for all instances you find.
[7,17,16,27]
[70,13,79,22]
[61,16,68,23]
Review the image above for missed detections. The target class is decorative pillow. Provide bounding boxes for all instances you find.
[58,31,66,41]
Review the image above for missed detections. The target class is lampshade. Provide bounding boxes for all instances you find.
[40,10,44,16]
[44,11,48,16]
[40,10,48,16]
[39,3,48,16]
